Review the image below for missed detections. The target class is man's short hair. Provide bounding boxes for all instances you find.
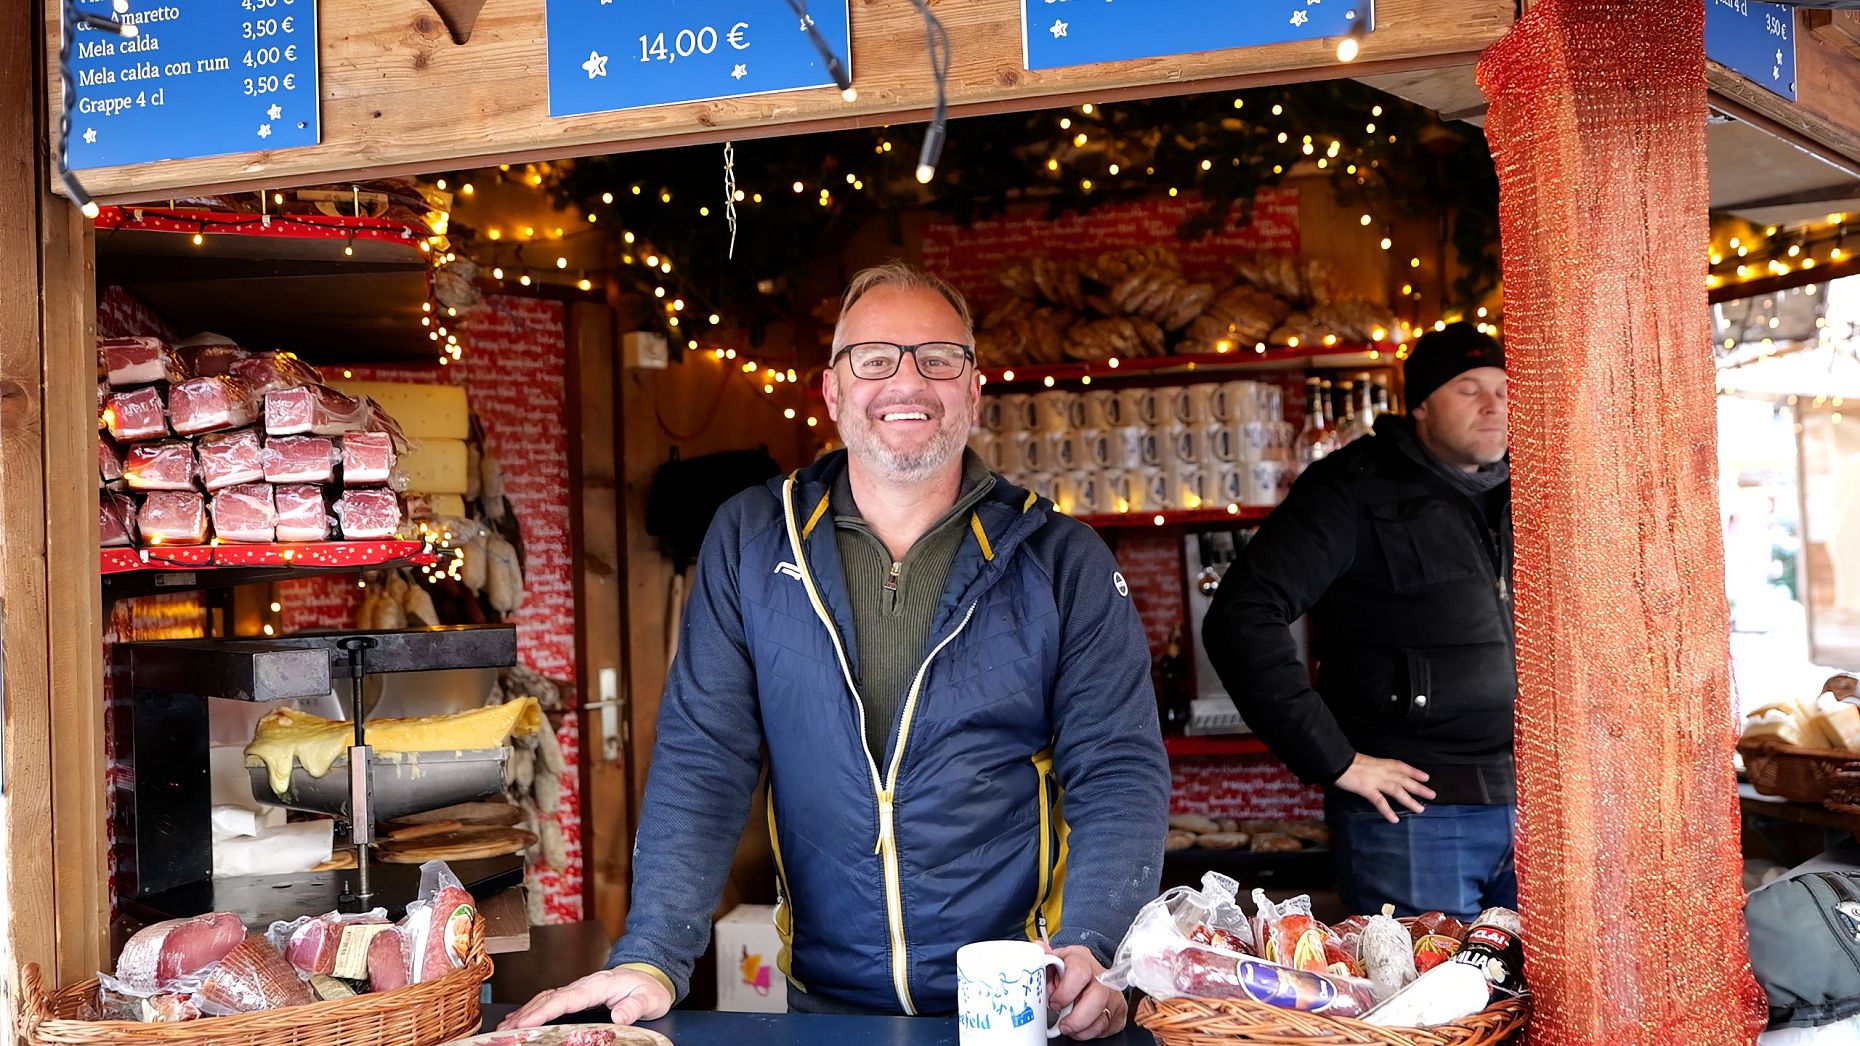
[832,262,975,353]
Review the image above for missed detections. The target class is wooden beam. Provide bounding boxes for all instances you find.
[566,298,631,940]
[2,0,59,1000]
[1708,252,1860,304]
[6,0,106,995]
[43,0,1515,201]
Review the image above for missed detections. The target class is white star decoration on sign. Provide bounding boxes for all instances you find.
[1050,18,1068,37]
[257,123,272,139]
[731,63,747,79]
[1289,9,1309,26]
[582,50,609,78]
[82,127,97,144]
[267,103,282,121]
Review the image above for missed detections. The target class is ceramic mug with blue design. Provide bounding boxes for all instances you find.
[956,940,1072,1046]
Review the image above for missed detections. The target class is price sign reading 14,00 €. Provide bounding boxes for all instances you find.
[546,0,851,118]
[64,0,320,169]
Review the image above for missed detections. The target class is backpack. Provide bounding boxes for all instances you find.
[1749,870,1860,1028]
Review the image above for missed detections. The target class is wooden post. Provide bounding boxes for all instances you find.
[567,299,632,937]
[1477,2,1764,1041]
[4,0,107,998]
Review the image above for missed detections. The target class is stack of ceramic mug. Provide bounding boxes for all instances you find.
[971,381,1295,515]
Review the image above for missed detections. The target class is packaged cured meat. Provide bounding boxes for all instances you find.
[366,924,410,991]
[1359,909,1418,1002]
[97,381,109,429]
[265,384,371,437]
[98,435,122,486]
[1413,934,1462,973]
[336,488,403,540]
[282,909,391,977]
[170,375,259,436]
[138,491,209,545]
[399,860,477,984]
[113,911,246,992]
[105,385,169,442]
[100,490,137,547]
[175,339,248,378]
[95,973,204,1023]
[102,336,181,387]
[123,440,199,491]
[263,434,339,484]
[231,351,323,396]
[197,428,265,490]
[1103,872,1256,999]
[209,483,277,543]
[1169,946,1376,1018]
[196,934,315,1014]
[342,431,398,485]
[1407,911,1467,944]
[1250,889,1334,974]
[275,484,334,542]
[1364,921,1525,1028]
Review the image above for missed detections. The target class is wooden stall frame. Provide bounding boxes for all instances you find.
[40,0,1516,204]
[5,0,109,1001]
[15,0,1860,1011]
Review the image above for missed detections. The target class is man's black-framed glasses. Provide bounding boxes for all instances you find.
[831,341,975,381]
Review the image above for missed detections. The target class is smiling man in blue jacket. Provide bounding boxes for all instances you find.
[504,262,1170,1038]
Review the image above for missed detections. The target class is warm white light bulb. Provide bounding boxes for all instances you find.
[1336,36,1359,62]
[916,164,935,184]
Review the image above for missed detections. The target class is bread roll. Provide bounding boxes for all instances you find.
[1169,813,1222,834]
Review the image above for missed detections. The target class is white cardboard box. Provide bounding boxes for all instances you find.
[714,904,787,1013]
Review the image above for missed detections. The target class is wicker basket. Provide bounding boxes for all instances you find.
[1739,740,1855,804]
[16,916,493,1046]
[1136,993,1530,1046]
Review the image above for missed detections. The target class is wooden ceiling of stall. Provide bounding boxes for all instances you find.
[44,0,1515,204]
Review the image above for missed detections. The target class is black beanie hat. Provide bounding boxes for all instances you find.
[1403,322,1504,408]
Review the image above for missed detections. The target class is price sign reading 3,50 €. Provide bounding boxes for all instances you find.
[546,0,851,118]
[64,0,320,169]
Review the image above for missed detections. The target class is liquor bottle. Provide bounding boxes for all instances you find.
[1371,377,1392,418]
[1155,627,1194,734]
[1297,377,1330,466]
[1334,380,1359,446]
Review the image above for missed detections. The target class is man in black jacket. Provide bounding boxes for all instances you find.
[1202,323,1514,920]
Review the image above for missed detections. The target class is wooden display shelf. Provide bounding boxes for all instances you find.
[1164,734,1270,757]
[979,342,1395,391]
[1076,507,1273,530]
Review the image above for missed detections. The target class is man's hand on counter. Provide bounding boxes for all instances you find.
[1043,944,1127,1040]
[497,968,673,1030]
[1335,753,1436,823]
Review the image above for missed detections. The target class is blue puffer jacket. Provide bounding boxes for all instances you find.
[607,450,1170,1014]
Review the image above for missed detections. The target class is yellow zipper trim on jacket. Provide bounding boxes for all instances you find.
[767,790,805,992]
[780,475,984,1015]
[780,476,911,1013]
[1025,750,1055,941]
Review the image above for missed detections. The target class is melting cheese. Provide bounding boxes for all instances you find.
[245,698,544,796]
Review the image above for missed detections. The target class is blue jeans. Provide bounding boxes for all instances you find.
[1326,791,1517,922]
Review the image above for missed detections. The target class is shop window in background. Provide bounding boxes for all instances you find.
[1719,275,1860,713]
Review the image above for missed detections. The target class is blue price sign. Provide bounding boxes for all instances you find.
[546,0,851,119]
[1023,0,1372,72]
[1705,0,1795,102]
[64,0,320,170]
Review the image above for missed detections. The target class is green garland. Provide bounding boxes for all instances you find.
[461,80,1499,336]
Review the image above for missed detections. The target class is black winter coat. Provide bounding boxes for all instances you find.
[1201,415,1516,804]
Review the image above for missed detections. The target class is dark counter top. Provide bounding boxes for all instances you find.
[478,1004,1158,1045]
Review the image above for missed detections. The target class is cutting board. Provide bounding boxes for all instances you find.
[375,825,536,864]
[443,1025,673,1046]
[382,800,526,831]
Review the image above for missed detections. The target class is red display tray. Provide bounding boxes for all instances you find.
[101,539,434,575]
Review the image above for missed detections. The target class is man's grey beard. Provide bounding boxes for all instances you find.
[840,408,973,483]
